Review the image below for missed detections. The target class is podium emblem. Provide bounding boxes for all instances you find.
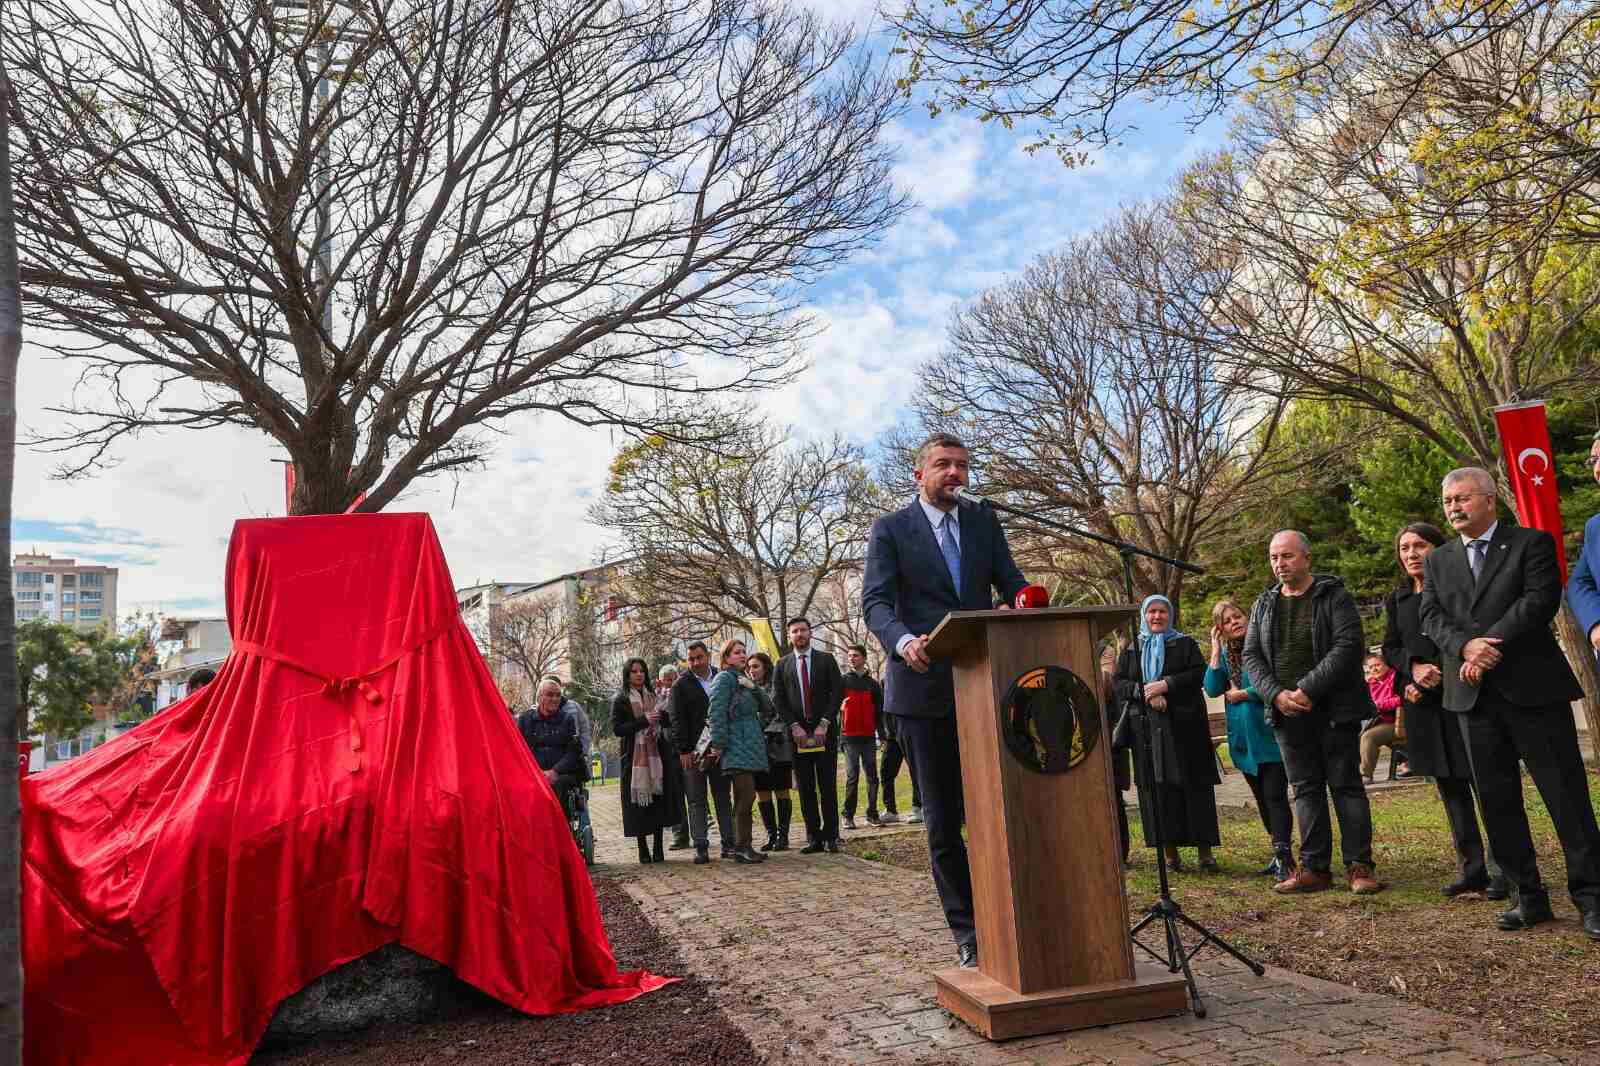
[1001,666,1099,774]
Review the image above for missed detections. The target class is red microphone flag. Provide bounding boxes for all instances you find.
[1492,400,1568,582]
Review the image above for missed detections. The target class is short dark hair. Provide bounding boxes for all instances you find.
[686,640,709,655]
[785,617,811,631]
[187,668,217,694]
[848,643,867,656]
[915,432,968,469]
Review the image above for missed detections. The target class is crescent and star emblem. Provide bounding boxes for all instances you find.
[1516,446,1551,486]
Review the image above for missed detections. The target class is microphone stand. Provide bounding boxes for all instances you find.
[959,489,1264,1017]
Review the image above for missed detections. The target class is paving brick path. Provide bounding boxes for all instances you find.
[585,788,1585,1066]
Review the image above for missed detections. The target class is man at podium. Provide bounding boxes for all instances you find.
[863,432,1029,969]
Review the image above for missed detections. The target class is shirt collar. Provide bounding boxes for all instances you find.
[917,495,958,531]
[1461,520,1498,548]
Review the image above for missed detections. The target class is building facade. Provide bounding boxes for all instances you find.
[149,617,233,711]
[12,552,119,632]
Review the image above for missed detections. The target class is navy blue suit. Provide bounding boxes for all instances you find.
[862,498,1026,947]
[1569,512,1600,665]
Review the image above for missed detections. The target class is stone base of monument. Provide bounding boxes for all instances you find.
[260,945,491,1049]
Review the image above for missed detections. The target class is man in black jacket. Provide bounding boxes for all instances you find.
[773,618,845,853]
[1243,530,1381,896]
[1421,467,1600,938]
[670,641,732,864]
[516,680,584,814]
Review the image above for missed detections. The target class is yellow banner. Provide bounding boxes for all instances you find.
[748,617,782,661]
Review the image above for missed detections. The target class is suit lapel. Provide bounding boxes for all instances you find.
[905,501,958,600]
[1470,525,1512,607]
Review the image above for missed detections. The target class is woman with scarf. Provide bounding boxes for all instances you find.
[612,657,684,864]
[1113,595,1220,870]
[747,651,795,851]
[705,638,772,864]
[1205,599,1292,880]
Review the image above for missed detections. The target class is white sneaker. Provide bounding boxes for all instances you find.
[907,806,923,824]
[879,812,901,824]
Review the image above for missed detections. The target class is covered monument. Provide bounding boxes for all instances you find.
[22,514,669,1066]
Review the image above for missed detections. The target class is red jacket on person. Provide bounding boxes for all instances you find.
[840,671,883,738]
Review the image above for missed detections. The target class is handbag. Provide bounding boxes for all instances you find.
[764,718,795,763]
[693,721,716,765]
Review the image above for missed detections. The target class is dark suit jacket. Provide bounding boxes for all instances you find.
[862,499,1027,718]
[772,648,843,744]
[669,668,716,754]
[1419,523,1581,712]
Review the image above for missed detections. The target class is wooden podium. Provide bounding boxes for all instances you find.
[925,605,1188,1039]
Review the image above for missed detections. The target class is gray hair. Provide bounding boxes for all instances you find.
[1442,466,1496,494]
[1270,529,1311,554]
[656,664,678,680]
[536,677,564,696]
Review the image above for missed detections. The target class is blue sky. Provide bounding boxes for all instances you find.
[11,10,1222,620]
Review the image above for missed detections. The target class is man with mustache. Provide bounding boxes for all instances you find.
[1423,466,1600,939]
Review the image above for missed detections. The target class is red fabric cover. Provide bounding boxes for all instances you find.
[23,514,670,1066]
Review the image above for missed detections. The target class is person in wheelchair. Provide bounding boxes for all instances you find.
[518,678,586,816]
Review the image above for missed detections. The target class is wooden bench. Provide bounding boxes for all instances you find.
[1208,707,1229,773]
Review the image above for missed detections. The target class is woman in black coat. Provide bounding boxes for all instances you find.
[1382,522,1504,897]
[612,657,684,864]
[1113,595,1221,871]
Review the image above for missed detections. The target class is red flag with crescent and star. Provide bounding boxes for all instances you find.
[1493,400,1568,582]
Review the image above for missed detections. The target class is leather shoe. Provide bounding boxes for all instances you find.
[693,847,710,865]
[800,840,825,854]
[824,839,841,853]
[1582,909,1600,941]
[1485,877,1511,901]
[957,943,978,968]
[1347,863,1384,895]
[1441,875,1489,898]
[1496,894,1554,931]
[1273,867,1331,894]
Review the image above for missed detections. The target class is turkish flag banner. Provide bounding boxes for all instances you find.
[1493,400,1568,582]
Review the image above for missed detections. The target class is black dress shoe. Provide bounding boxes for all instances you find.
[824,839,840,853]
[1582,909,1600,941]
[1496,895,1554,931]
[800,840,825,854]
[1485,877,1511,901]
[1442,875,1490,898]
[957,943,978,968]
[693,847,710,865]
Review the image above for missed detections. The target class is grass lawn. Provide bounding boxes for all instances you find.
[853,773,1600,1057]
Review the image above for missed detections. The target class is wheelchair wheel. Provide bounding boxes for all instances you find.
[581,825,596,866]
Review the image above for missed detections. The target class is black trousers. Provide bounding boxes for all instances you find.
[1435,774,1494,884]
[880,736,921,812]
[793,745,839,843]
[1242,761,1293,851]
[1274,718,1374,872]
[1458,696,1600,911]
[895,714,974,948]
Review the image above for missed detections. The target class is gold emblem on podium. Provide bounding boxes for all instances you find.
[1001,666,1099,774]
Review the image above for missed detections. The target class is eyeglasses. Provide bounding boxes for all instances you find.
[1441,492,1490,507]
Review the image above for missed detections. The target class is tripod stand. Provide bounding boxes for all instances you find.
[1114,548,1264,1017]
[958,490,1263,1017]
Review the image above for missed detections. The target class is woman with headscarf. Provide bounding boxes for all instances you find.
[612,657,684,864]
[1113,594,1221,870]
[1205,599,1292,880]
[1382,521,1506,898]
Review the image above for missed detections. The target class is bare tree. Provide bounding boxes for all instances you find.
[592,408,886,648]
[887,0,1570,157]
[0,53,22,1066]
[485,593,569,704]
[4,0,907,513]
[906,202,1297,616]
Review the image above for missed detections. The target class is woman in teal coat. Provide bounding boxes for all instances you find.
[706,638,772,864]
[1205,599,1293,880]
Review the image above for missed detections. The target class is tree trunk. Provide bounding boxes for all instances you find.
[1556,605,1600,773]
[0,57,27,1064]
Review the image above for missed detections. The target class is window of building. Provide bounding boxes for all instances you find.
[80,590,102,602]
[62,574,76,588]
[44,573,54,584]
[16,590,39,602]
[80,608,101,620]
[80,572,103,588]
[63,592,76,604]
[17,607,41,620]
[63,610,75,621]
[16,572,41,586]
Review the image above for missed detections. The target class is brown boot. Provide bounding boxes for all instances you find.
[1348,863,1384,894]
[1274,867,1332,894]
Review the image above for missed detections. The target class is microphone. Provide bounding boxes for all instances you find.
[953,486,991,508]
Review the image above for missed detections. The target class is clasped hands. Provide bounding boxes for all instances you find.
[1142,678,1169,712]
[1274,688,1313,717]
[790,722,826,746]
[1459,636,1503,687]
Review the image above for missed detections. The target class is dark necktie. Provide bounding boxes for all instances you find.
[1469,539,1488,581]
[799,654,811,719]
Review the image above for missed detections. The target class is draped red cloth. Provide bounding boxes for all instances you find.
[22,514,670,1066]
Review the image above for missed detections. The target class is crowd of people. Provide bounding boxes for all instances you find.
[517,431,1600,966]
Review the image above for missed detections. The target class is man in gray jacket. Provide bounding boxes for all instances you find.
[1243,530,1382,895]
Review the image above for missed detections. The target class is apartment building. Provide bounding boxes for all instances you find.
[12,552,119,632]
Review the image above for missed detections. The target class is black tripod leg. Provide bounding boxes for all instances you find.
[1176,910,1267,976]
